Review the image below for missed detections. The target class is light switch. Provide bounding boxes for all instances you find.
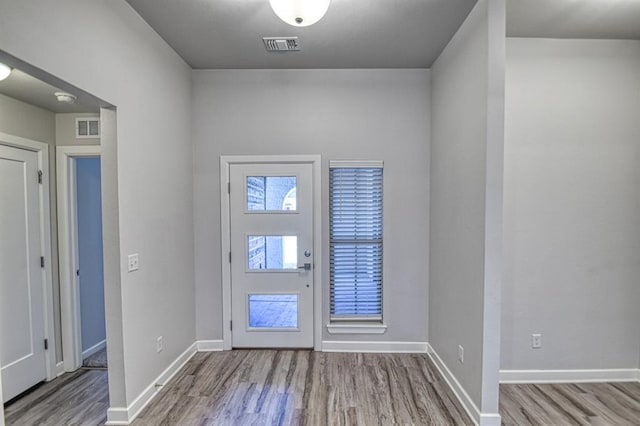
[128,253,139,272]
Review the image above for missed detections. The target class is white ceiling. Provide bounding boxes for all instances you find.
[125,0,478,69]
[507,0,640,40]
[0,69,98,113]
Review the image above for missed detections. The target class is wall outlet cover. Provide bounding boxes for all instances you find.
[128,253,139,272]
[532,333,542,349]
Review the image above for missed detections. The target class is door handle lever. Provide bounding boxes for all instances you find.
[298,263,312,271]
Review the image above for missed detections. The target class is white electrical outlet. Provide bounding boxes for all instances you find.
[127,253,139,272]
[156,336,163,353]
[532,333,542,349]
[458,345,464,364]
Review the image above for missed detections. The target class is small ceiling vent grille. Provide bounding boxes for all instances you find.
[263,37,300,52]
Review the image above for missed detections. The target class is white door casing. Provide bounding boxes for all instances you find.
[221,155,322,351]
[56,145,102,372]
[0,144,47,402]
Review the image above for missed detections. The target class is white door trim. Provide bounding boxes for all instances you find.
[56,145,102,372]
[0,132,56,382]
[220,155,322,351]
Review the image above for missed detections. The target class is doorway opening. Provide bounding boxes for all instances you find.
[76,156,106,369]
[57,147,106,372]
[0,51,116,426]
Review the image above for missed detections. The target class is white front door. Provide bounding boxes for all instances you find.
[230,163,314,348]
[0,145,47,402]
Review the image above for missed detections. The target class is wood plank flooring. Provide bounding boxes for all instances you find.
[500,382,640,425]
[83,347,108,369]
[133,350,473,425]
[6,351,640,425]
[4,368,108,426]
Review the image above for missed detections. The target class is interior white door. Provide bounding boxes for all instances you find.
[0,145,46,402]
[230,163,314,348]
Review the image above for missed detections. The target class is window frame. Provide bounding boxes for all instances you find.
[327,160,386,334]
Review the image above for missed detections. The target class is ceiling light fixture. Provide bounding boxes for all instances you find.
[54,92,77,104]
[269,0,330,27]
[0,63,12,81]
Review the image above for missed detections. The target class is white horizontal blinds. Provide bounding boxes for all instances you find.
[329,163,383,321]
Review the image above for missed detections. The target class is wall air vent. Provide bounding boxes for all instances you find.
[263,37,300,52]
[76,117,100,138]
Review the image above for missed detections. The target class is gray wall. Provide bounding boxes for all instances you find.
[56,113,101,146]
[0,0,195,411]
[0,94,55,143]
[429,0,504,416]
[502,38,640,371]
[0,94,63,363]
[76,157,106,353]
[192,69,431,344]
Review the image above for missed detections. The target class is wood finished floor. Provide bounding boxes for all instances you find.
[133,350,473,425]
[83,347,108,369]
[500,382,640,426]
[3,368,108,426]
[5,351,640,425]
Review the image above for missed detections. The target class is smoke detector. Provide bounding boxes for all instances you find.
[263,37,300,52]
[54,92,77,104]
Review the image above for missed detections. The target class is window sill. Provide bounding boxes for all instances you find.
[326,322,387,335]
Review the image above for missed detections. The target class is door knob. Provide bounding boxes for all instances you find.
[298,263,312,271]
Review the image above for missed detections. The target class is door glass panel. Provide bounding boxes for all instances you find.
[248,294,298,328]
[248,235,297,270]
[247,176,297,211]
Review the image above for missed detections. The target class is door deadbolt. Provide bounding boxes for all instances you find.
[304,250,311,258]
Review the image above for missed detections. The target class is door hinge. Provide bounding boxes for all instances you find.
[230,320,233,331]
[40,256,45,268]
[227,182,230,194]
[44,338,49,350]
[229,252,232,263]
[38,170,43,184]
[76,269,80,276]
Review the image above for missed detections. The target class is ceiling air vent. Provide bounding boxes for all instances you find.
[263,37,300,52]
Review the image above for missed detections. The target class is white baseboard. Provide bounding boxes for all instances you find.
[105,342,197,425]
[56,362,65,377]
[427,344,481,425]
[82,339,106,360]
[104,408,128,425]
[196,340,224,352]
[322,340,428,353]
[500,368,640,384]
[479,414,501,426]
[427,344,501,426]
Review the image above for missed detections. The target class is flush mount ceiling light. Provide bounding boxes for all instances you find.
[0,63,12,81]
[54,92,77,104]
[269,0,330,27]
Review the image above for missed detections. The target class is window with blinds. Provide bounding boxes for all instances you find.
[329,161,383,321]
